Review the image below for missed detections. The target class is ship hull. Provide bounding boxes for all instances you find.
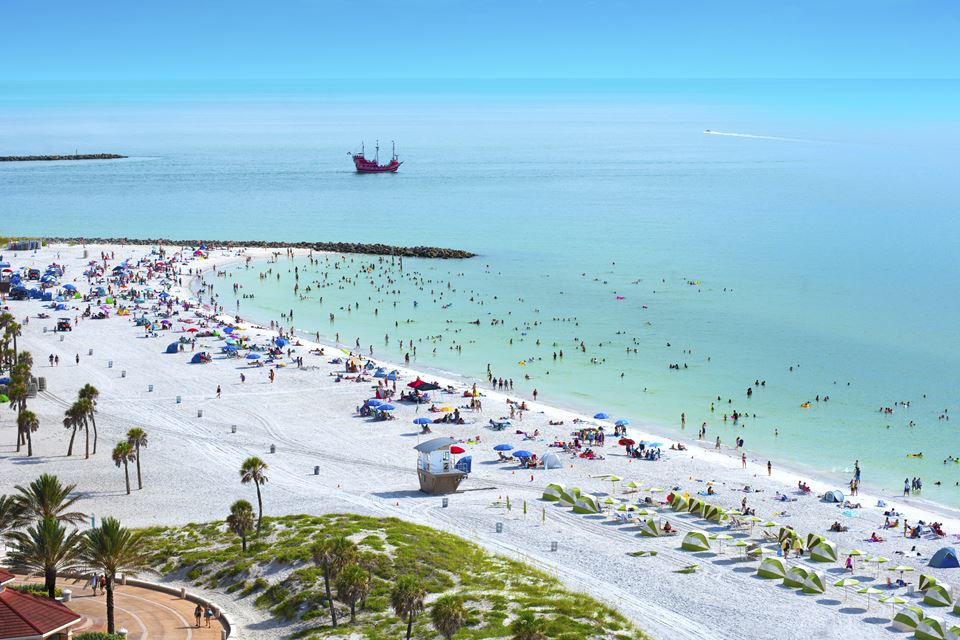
[353,156,402,173]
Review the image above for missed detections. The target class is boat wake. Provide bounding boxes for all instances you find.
[703,129,821,143]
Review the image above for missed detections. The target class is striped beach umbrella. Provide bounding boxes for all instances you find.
[834,577,860,600]
[858,586,883,609]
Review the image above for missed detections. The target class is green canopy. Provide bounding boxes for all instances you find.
[783,565,810,588]
[681,531,711,552]
[802,571,826,594]
[757,556,786,579]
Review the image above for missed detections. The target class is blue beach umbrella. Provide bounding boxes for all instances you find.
[513,450,533,459]
[223,326,234,334]
[494,444,514,451]
[615,419,631,426]
[640,441,664,448]
[414,417,432,425]
[63,284,76,291]
[386,371,399,381]
[378,404,396,411]
[367,399,383,407]
[275,337,288,347]
[594,412,610,420]
[246,353,261,360]
[223,345,238,352]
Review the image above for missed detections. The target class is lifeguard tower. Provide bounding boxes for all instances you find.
[414,437,467,494]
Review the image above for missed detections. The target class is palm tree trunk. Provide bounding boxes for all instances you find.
[89,412,98,454]
[135,446,142,489]
[241,534,247,553]
[106,577,116,634]
[350,601,356,623]
[15,422,21,452]
[45,567,57,600]
[26,427,32,457]
[84,419,90,459]
[406,615,413,640]
[67,425,76,456]
[324,569,338,627]
[255,482,263,532]
[124,461,131,495]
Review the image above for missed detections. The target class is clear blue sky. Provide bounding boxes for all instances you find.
[3,0,957,80]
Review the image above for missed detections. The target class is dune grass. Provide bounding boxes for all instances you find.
[139,513,647,639]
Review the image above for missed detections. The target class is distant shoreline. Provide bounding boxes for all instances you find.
[0,153,127,162]
[34,236,477,259]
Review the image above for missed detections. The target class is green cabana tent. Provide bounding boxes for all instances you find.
[783,565,809,588]
[920,574,939,591]
[638,518,660,537]
[572,494,601,514]
[681,531,711,552]
[802,571,826,594]
[542,483,565,502]
[757,556,787,579]
[915,616,946,640]
[892,605,925,632]
[924,584,953,607]
[809,540,838,563]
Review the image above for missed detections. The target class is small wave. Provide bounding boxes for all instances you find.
[703,129,821,143]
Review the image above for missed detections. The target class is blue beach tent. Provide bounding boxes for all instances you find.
[166,342,180,354]
[929,548,960,569]
[822,490,844,503]
[190,353,205,364]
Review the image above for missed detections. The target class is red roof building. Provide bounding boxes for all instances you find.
[0,571,82,640]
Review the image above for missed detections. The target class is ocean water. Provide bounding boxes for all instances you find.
[2,80,959,506]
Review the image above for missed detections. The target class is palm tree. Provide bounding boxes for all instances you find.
[336,563,370,623]
[0,494,18,535]
[74,398,93,459]
[63,402,85,457]
[239,456,268,531]
[431,594,466,639]
[17,409,39,457]
[6,516,85,599]
[78,384,100,455]
[13,474,86,526]
[226,500,255,553]
[7,380,27,451]
[81,517,150,634]
[310,536,357,628]
[510,611,547,640]
[390,575,426,640]
[126,428,148,490]
[112,441,136,495]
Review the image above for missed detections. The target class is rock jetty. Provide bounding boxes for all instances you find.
[0,153,127,162]
[39,237,476,259]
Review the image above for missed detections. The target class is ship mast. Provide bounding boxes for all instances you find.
[392,140,397,161]
[375,140,380,164]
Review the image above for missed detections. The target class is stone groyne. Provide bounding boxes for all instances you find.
[39,237,476,259]
[0,153,127,162]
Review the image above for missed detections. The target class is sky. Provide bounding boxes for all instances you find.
[1,0,958,80]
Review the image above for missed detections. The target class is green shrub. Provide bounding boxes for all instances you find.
[10,584,62,598]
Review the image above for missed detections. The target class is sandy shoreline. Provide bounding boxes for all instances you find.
[3,241,960,640]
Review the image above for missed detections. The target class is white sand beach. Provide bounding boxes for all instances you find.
[3,242,960,640]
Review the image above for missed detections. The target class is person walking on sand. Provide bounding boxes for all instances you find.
[767,461,772,476]
[741,452,747,469]
[240,373,245,383]
[75,353,79,365]
[216,384,221,398]
[194,604,203,628]
[845,554,854,573]
[715,436,721,450]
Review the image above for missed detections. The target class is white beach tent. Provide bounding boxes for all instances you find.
[542,483,565,502]
[892,605,925,632]
[809,540,839,563]
[638,518,660,537]
[916,616,947,640]
[783,565,809,589]
[802,571,826,594]
[572,494,601,514]
[756,556,787,579]
[681,531,711,552]
[541,452,563,469]
[558,486,581,507]
[924,584,954,608]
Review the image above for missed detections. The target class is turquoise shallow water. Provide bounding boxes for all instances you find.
[2,80,959,505]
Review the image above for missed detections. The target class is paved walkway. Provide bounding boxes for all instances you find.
[13,575,224,640]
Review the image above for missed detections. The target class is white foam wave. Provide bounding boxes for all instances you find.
[703,129,820,143]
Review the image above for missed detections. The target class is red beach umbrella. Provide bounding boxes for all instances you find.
[619,438,635,446]
[450,445,465,454]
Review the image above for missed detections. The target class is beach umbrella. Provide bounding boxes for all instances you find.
[439,406,453,412]
[834,578,860,600]
[869,555,890,577]
[223,326,234,333]
[710,533,733,553]
[367,399,383,406]
[378,404,396,411]
[450,445,465,454]
[615,418,631,426]
[846,548,866,569]
[634,508,654,516]
[858,586,883,609]
[618,438,635,446]
[187,327,199,332]
[593,412,610,419]
[890,565,916,580]
[647,487,662,493]
[603,475,623,493]
[513,450,533,459]
[413,417,432,425]
[879,595,906,615]
[493,444,514,451]
[733,539,750,559]
[246,353,261,359]
[747,547,773,558]
[624,480,642,491]
[603,497,619,505]
[63,284,76,291]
